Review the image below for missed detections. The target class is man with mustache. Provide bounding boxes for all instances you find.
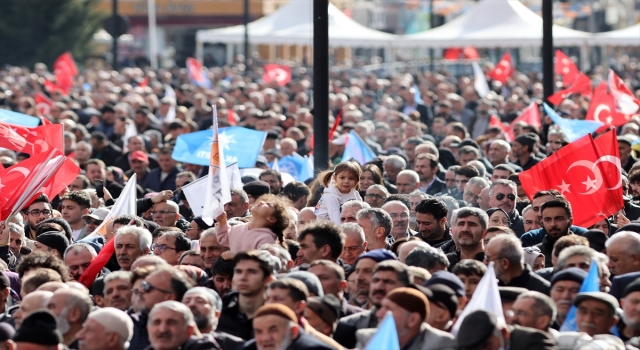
[63,243,97,281]
[148,301,217,350]
[574,292,620,337]
[103,271,132,311]
[487,179,524,237]
[446,207,487,268]
[549,268,586,326]
[535,199,574,267]
[46,288,94,349]
[382,201,416,240]
[114,226,152,271]
[510,291,558,338]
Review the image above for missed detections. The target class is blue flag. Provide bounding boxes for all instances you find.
[364,312,400,350]
[413,84,423,104]
[0,109,41,127]
[343,130,376,165]
[278,154,307,181]
[560,258,600,332]
[172,127,266,168]
[299,155,314,182]
[543,103,603,142]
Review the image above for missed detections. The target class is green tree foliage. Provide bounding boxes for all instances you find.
[0,0,106,68]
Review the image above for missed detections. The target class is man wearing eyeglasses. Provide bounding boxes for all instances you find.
[150,200,180,228]
[21,194,53,241]
[153,228,191,265]
[381,201,416,240]
[488,179,524,237]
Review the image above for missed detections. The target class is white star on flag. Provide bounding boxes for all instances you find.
[557,180,571,194]
[582,176,598,191]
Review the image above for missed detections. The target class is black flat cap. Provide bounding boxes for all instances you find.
[457,310,499,350]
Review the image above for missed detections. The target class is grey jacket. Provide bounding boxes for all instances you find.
[355,323,456,350]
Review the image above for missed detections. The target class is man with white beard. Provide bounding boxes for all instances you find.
[182,287,244,350]
[46,288,93,349]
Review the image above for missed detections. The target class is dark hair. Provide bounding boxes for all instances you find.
[113,214,144,227]
[282,181,311,203]
[178,250,201,265]
[389,236,421,256]
[629,169,640,185]
[159,147,174,156]
[259,169,282,182]
[85,158,106,170]
[268,278,309,302]
[21,268,63,294]
[73,175,91,190]
[540,199,572,219]
[16,251,69,281]
[415,198,448,220]
[384,194,411,209]
[452,259,487,277]
[552,235,589,258]
[59,191,92,210]
[157,267,194,301]
[256,194,291,247]
[533,190,562,200]
[37,218,72,242]
[233,250,274,278]
[493,164,516,175]
[319,162,363,188]
[24,194,51,213]
[415,153,438,169]
[308,260,345,280]
[361,164,384,186]
[156,229,191,253]
[212,257,234,278]
[372,260,412,287]
[406,247,450,271]
[298,221,345,260]
[454,165,480,179]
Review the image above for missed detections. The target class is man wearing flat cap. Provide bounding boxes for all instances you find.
[512,133,541,171]
[425,284,459,332]
[574,291,619,337]
[457,309,556,350]
[356,287,456,350]
[549,267,586,326]
[239,304,334,350]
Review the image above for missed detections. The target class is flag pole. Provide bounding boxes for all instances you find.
[148,0,158,70]
[313,0,329,174]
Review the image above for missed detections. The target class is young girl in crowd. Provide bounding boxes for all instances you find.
[315,161,363,225]
[216,194,290,251]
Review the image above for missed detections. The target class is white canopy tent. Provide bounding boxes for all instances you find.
[397,0,591,48]
[195,0,396,60]
[591,24,640,46]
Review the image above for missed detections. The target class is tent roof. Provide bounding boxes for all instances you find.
[591,24,640,46]
[196,0,395,48]
[397,0,591,48]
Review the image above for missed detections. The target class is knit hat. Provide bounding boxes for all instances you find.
[423,271,465,297]
[13,310,62,345]
[286,271,324,297]
[86,308,133,348]
[385,287,429,321]
[243,181,270,198]
[551,267,588,287]
[254,304,298,324]
[36,231,69,257]
[582,229,608,252]
[425,284,459,319]
[306,295,341,327]
[457,310,499,350]
[498,287,527,302]
[623,277,640,298]
[354,249,397,266]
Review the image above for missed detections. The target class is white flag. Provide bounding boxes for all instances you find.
[271,157,280,172]
[473,62,490,98]
[89,174,138,238]
[227,162,244,189]
[182,163,242,218]
[164,84,176,122]
[122,121,139,153]
[202,107,231,225]
[451,262,505,336]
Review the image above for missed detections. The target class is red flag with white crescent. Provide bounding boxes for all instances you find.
[585,83,628,131]
[487,52,514,83]
[35,93,54,116]
[555,50,580,85]
[263,64,292,86]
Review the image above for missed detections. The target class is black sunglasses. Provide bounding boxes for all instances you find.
[84,219,103,226]
[495,193,516,201]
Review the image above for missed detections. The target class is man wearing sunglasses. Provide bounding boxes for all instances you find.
[81,208,110,236]
[488,179,524,237]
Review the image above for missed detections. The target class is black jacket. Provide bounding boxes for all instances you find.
[144,336,220,350]
[425,177,447,196]
[535,233,575,268]
[508,210,525,237]
[129,311,150,350]
[446,251,485,271]
[509,325,557,350]
[217,291,255,340]
[91,142,122,167]
[143,166,182,192]
[238,329,334,350]
[399,103,434,128]
[499,264,551,295]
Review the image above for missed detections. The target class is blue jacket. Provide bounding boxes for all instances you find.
[142,166,182,192]
[520,225,588,247]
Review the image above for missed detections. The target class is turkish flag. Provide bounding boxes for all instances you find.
[555,50,580,85]
[53,52,77,94]
[608,70,640,115]
[79,238,115,288]
[44,79,65,94]
[463,47,480,60]
[506,103,541,141]
[487,52,514,83]
[519,129,623,228]
[263,64,291,86]
[548,73,592,105]
[489,115,511,141]
[586,83,628,131]
[1,123,64,155]
[227,109,236,126]
[444,47,480,60]
[35,93,54,117]
[41,156,81,199]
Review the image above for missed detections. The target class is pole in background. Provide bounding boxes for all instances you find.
[542,0,554,104]
[429,0,435,71]
[148,0,158,69]
[313,0,330,173]
[112,0,119,70]
[244,0,250,71]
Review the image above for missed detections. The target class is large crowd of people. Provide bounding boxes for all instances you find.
[0,55,638,350]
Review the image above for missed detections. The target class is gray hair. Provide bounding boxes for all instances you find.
[547,127,567,140]
[200,227,217,240]
[7,222,25,240]
[373,260,413,286]
[405,247,450,270]
[605,231,640,256]
[356,208,392,236]
[183,286,222,311]
[230,188,249,203]
[148,300,196,330]
[556,245,596,271]
[492,234,524,267]
[60,289,93,322]
[384,155,406,169]
[341,200,371,212]
[408,190,428,200]
[439,195,459,223]
[452,207,489,231]
[367,184,389,195]
[115,226,153,251]
[467,176,490,189]
[260,243,292,262]
[340,222,366,242]
[522,204,533,217]
[397,170,419,183]
[517,291,557,327]
[491,139,511,152]
[63,243,97,260]
[103,271,132,294]
[489,179,517,196]
[467,161,487,178]
[76,141,93,153]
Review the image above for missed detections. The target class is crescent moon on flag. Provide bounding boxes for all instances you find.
[500,60,512,74]
[34,139,50,153]
[594,155,623,190]
[593,104,611,123]
[7,167,29,178]
[566,160,603,195]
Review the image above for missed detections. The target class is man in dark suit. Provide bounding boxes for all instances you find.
[610,272,640,301]
[457,310,557,350]
[143,148,182,192]
[90,131,122,167]
[414,153,446,195]
[398,86,433,128]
